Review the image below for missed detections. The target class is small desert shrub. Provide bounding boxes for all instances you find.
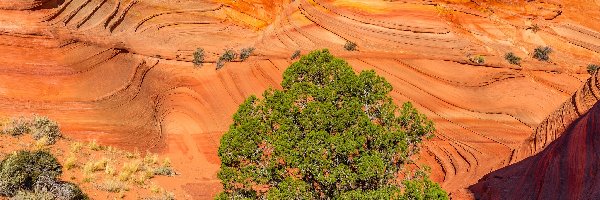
[192,48,205,66]
[216,59,225,70]
[153,166,176,177]
[144,153,159,165]
[64,155,77,170]
[105,164,117,176]
[125,149,140,159]
[30,116,61,145]
[533,46,552,61]
[216,49,237,69]
[344,40,357,51]
[83,158,108,174]
[469,55,485,64]
[587,64,600,75]
[96,179,128,193]
[221,49,237,62]
[134,170,153,186]
[2,117,30,136]
[0,151,62,197]
[239,47,255,61]
[504,52,522,65]
[291,50,301,60]
[529,24,540,32]
[32,174,88,200]
[88,140,103,151]
[69,142,83,153]
[162,158,171,167]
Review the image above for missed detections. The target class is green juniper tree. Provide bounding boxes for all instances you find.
[217,49,448,199]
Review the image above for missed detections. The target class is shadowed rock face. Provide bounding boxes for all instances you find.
[470,100,600,200]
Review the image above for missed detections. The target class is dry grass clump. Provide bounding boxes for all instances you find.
[95,179,129,193]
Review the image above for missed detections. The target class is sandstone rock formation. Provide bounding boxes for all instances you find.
[0,0,599,198]
[471,95,600,200]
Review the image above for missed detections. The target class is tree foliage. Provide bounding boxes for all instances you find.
[217,49,447,199]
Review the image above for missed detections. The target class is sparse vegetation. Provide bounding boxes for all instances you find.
[1,117,30,136]
[505,52,522,66]
[70,142,83,153]
[216,49,237,70]
[217,49,447,199]
[153,166,176,177]
[469,55,485,64]
[344,40,357,51]
[30,116,61,145]
[192,48,205,67]
[0,150,87,200]
[239,47,255,61]
[96,179,128,193]
[533,46,552,61]
[588,64,600,75]
[0,117,177,199]
[1,116,62,145]
[291,50,301,60]
[529,24,541,32]
[64,154,77,170]
[88,140,103,151]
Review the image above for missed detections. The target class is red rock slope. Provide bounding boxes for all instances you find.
[0,0,600,199]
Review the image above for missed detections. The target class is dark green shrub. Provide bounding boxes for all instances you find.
[0,151,62,196]
[344,40,357,51]
[1,117,30,136]
[217,49,445,199]
[192,48,205,66]
[290,50,301,60]
[588,64,599,75]
[533,46,552,61]
[31,116,61,145]
[505,52,522,65]
[239,47,255,61]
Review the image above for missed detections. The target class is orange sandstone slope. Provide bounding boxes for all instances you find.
[1,0,600,198]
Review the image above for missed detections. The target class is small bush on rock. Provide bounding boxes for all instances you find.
[216,49,237,70]
[192,48,205,67]
[239,47,255,61]
[587,64,599,75]
[533,46,552,61]
[469,55,485,64]
[344,40,357,51]
[505,52,522,66]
